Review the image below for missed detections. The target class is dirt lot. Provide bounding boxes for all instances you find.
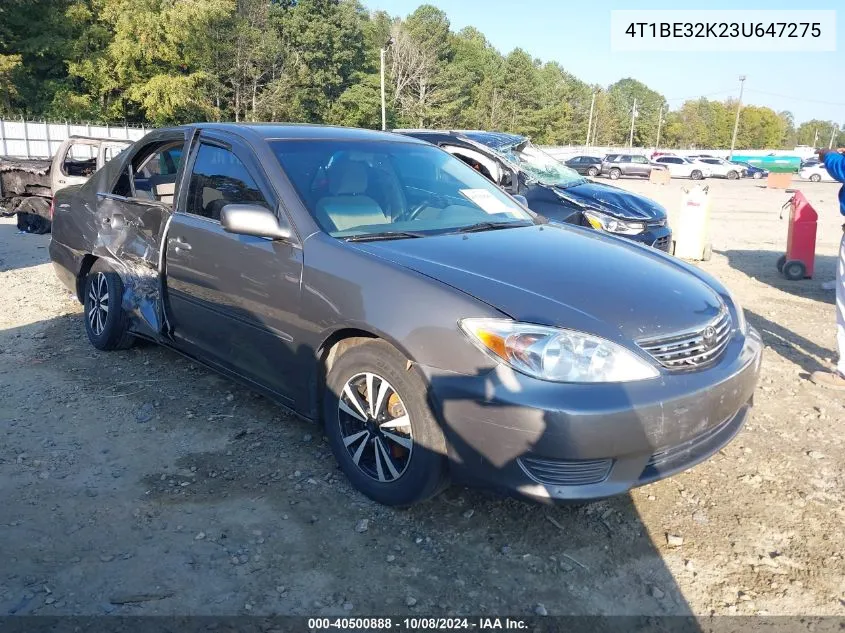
[1,176,843,618]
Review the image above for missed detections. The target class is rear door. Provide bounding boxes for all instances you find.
[629,155,649,176]
[90,131,190,336]
[163,130,304,404]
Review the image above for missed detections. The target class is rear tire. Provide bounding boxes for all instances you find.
[776,254,786,273]
[753,171,763,180]
[782,260,807,281]
[587,166,599,177]
[691,170,703,180]
[83,260,134,351]
[323,340,449,507]
[810,174,821,182]
[609,168,621,180]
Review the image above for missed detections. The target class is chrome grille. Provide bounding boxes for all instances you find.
[638,309,732,370]
[517,456,613,486]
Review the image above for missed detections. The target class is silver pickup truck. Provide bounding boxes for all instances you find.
[0,135,131,233]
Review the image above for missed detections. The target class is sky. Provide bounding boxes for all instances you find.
[365,0,845,126]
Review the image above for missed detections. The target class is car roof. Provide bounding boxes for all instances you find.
[394,129,527,150]
[159,123,429,145]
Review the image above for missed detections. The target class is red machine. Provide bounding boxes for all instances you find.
[777,190,818,280]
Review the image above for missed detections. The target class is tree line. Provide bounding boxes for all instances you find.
[1,0,842,149]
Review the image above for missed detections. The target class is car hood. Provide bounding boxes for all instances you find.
[350,225,724,343]
[554,181,666,221]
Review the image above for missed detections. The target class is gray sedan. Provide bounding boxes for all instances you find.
[50,124,762,506]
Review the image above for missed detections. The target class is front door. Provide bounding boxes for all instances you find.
[163,132,304,404]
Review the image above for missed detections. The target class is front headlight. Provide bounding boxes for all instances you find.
[459,318,659,383]
[583,209,646,235]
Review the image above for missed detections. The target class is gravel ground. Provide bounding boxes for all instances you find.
[0,176,843,617]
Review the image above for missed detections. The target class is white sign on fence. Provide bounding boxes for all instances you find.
[0,119,147,159]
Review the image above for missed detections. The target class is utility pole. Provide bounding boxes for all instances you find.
[829,124,838,149]
[380,37,393,131]
[655,105,664,152]
[728,75,746,160]
[628,98,637,148]
[586,91,596,148]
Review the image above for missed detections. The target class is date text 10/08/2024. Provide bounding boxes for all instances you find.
[307,617,529,630]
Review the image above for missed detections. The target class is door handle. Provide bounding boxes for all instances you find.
[58,179,66,184]
[169,237,192,253]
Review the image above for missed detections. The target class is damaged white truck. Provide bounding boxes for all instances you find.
[0,136,131,233]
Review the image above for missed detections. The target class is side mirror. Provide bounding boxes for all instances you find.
[513,194,528,207]
[220,204,292,241]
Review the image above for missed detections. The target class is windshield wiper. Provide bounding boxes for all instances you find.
[451,220,532,234]
[344,230,426,242]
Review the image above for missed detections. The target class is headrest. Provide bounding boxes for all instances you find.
[329,161,368,195]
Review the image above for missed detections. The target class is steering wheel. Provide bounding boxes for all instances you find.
[401,195,444,222]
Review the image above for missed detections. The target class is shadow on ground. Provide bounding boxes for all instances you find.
[717,248,836,304]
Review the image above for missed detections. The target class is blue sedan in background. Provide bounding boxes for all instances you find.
[730,160,769,180]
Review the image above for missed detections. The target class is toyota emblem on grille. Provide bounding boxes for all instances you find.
[702,325,718,348]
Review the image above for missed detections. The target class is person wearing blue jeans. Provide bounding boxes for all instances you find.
[810,148,845,389]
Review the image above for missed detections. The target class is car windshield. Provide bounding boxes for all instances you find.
[271,140,533,238]
[496,140,585,188]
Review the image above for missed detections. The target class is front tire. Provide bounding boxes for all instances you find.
[753,171,763,180]
[727,170,739,180]
[83,260,134,351]
[324,340,449,507]
[609,168,621,180]
[810,174,821,182]
[690,170,703,180]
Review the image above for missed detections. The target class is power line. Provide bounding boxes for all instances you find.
[664,89,736,102]
[745,89,845,108]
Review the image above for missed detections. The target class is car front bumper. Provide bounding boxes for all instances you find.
[627,225,672,252]
[421,326,762,503]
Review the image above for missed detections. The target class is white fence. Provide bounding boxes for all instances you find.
[0,119,148,159]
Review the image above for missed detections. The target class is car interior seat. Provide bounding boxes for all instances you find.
[315,161,388,232]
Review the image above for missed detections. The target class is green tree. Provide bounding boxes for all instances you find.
[606,78,666,147]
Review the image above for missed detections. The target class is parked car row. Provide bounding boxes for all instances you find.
[49,123,761,509]
[562,152,772,181]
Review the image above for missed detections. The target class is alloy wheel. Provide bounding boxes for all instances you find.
[87,271,109,336]
[337,372,413,483]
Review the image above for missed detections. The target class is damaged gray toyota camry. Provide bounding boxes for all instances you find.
[50,123,762,507]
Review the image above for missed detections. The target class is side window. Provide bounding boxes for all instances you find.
[618,155,632,163]
[669,158,683,164]
[104,145,129,163]
[632,156,648,164]
[112,168,133,197]
[185,143,270,221]
[62,142,97,177]
[131,142,184,204]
